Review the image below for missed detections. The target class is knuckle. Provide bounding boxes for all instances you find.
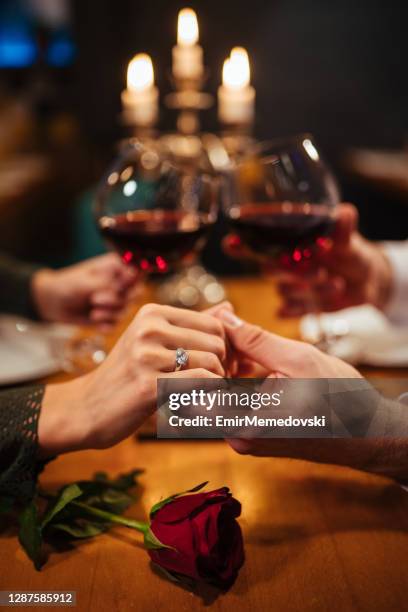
[209,354,223,374]
[209,318,224,337]
[134,346,155,367]
[138,303,160,318]
[135,322,157,342]
[206,353,220,370]
[213,337,226,358]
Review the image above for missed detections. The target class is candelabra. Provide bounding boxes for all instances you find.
[117,7,257,308]
[121,8,255,164]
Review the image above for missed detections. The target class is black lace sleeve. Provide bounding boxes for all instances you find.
[0,385,45,503]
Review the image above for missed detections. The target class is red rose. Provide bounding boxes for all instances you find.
[147,485,244,590]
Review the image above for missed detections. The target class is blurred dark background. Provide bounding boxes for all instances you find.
[1,0,408,271]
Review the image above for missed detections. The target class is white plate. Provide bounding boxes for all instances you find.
[300,306,408,367]
[0,316,76,386]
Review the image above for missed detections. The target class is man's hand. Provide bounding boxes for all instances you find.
[212,303,361,454]
[212,302,361,379]
[223,204,394,317]
[31,254,139,327]
[210,305,408,481]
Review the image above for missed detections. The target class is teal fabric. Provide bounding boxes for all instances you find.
[67,188,107,265]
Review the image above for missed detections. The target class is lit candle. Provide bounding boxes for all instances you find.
[218,47,255,125]
[172,8,203,81]
[121,53,158,128]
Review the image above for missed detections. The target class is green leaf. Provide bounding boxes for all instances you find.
[62,469,143,515]
[91,469,143,491]
[41,484,83,530]
[50,521,107,539]
[150,481,208,517]
[18,501,43,570]
[98,488,134,514]
[109,469,144,491]
[17,468,145,570]
[70,487,134,515]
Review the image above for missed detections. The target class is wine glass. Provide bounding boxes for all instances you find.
[95,139,218,279]
[63,141,218,373]
[222,133,340,345]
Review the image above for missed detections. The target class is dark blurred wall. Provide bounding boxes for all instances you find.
[71,0,408,240]
[72,0,408,146]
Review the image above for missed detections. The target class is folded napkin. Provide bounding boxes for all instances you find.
[300,305,408,367]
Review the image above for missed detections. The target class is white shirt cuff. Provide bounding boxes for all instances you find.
[381,241,408,326]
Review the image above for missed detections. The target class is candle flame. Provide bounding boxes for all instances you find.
[127,53,154,91]
[177,8,199,46]
[222,47,250,88]
[230,47,249,66]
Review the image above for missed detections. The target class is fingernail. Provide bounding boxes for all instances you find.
[219,309,243,328]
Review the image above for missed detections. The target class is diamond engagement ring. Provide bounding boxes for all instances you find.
[175,348,189,371]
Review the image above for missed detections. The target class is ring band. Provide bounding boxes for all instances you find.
[175,348,189,371]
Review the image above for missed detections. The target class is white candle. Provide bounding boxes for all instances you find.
[121,53,158,127]
[172,8,203,81]
[218,47,255,125]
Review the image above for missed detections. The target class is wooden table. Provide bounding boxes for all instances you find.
[2,279,408,611]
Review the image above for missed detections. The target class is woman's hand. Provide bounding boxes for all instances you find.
[38,304,225,455]
[223,204,394,317]
[31,254,139,328]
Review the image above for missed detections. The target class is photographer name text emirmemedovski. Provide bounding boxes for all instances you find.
[168,415,326,428]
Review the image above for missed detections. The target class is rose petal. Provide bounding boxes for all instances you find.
[194,501,244,589]
[148,518,199,580]
[152,487,231,524]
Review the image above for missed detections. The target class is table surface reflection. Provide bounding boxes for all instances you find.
[2,278,408,612]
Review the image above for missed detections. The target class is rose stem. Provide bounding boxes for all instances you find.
[71,501,149,533]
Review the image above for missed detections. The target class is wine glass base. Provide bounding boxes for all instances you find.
[61,334,107,374]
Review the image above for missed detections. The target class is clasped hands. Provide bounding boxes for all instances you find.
[39,301,408,481]
[38,300,359,457]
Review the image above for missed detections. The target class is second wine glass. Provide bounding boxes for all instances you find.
[222,134,340,346]
[222,134,340,268]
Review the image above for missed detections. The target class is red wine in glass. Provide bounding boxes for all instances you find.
[227,202,335,268]
[223,136,339,272]
[99,209,214,273]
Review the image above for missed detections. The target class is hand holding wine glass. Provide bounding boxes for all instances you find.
[268,203,393,317]
[31,253,138,328]
[224,202,394,317]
